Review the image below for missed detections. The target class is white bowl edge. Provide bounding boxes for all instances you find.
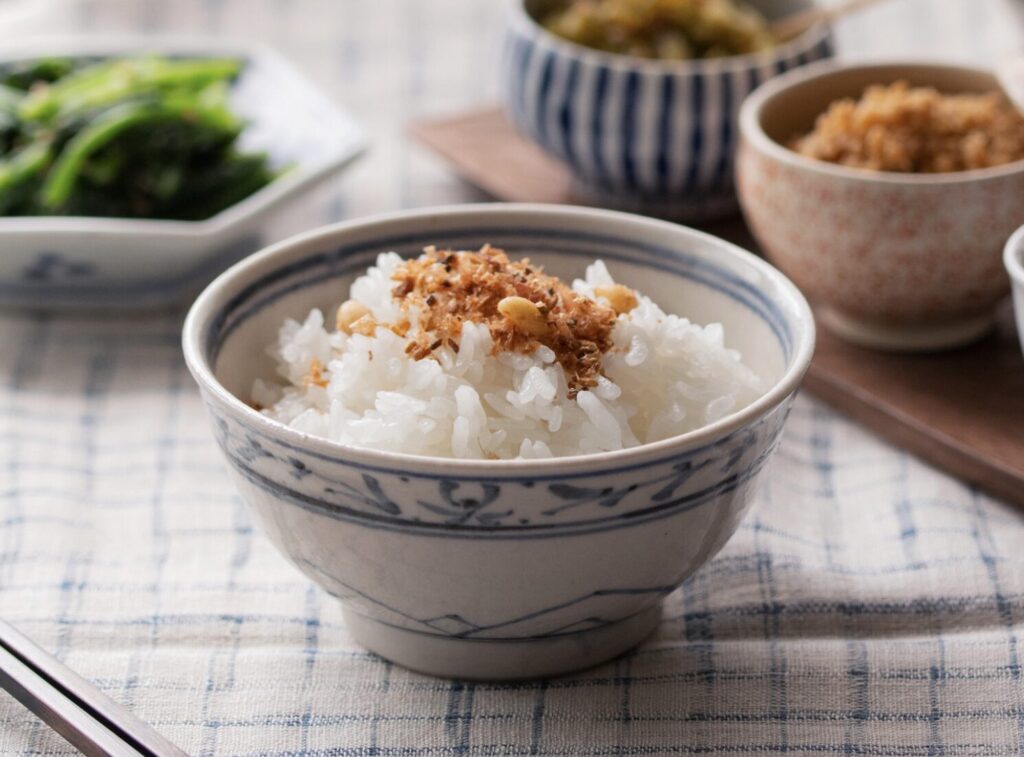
[182,203,816,477]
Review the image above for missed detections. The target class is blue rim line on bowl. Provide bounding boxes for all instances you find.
[183,203,815,477]
[206,226,795,364]
[208,397,772,481]
[204,406,782,539]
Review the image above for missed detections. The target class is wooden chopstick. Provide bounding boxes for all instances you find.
[0,620,188,757]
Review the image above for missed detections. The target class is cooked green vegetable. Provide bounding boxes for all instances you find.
[540,0,777,60]
[2,58,74,91]
[0,55,278,220]
[0,84,23,154]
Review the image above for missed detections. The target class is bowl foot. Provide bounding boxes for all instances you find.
[818,308,996,352]
[343,603,662,680]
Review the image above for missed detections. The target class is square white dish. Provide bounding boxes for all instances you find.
[0,35,367,310]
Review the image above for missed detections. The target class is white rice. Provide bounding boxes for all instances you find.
[256,253,765,459]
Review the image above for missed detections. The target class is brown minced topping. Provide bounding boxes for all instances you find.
[335,245,637,396]
[790,81,1024,173]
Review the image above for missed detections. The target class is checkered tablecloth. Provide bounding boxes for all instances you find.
[2,1,1024,754]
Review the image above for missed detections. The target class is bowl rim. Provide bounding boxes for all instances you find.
[183,203,815,475]
[0,33,367,238]
[1005,225,1024,285]
[739,57,1024,185]
[508,0,832,75]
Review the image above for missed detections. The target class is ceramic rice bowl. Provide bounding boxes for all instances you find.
[738,60,1024,351]
[182,204,814,679]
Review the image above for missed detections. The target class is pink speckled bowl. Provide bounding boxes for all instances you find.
[737,60,1024,351]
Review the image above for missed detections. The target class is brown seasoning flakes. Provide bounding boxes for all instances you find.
[304,358,328,388]
[791,81,1024,173]
[388,246,623,396]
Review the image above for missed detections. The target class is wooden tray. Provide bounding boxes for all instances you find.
[411,108,1024,508]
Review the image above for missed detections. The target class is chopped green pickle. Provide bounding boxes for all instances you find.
[540,0,777,60]
[0,55,279,220]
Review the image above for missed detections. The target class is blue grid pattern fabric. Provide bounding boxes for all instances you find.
[2,1,1024,754]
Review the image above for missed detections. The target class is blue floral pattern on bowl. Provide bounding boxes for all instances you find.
[209,400,788,537]
[184,204,815,678]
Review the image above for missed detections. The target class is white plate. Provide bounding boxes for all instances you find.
[0,35,367,309]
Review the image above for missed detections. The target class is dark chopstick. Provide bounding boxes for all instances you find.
[0,620,188,757]
[0,643,135,756]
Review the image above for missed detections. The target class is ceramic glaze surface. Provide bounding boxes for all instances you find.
[738,61,1024,351]
[738,146,1020,319]
[211,407,784,536]
[1006,225,1024,359]
[499,0,833,221]
[183,204,815,679]
[0,36,366,310]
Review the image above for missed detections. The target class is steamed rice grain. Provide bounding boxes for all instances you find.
[257,253,764,459]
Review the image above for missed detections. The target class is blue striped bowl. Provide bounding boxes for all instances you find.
[183,204,815,679]
[500,0,834,221]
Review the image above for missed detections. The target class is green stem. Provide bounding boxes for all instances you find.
[19,57,242,123]
[0,140,51,192]
[40,100,228,209]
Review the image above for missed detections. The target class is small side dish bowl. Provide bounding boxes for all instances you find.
[183,204,814,679]
[738,60,1024,351]
[0,36,366,310]
[1005,225,1024,358]
[500,0,833,222]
